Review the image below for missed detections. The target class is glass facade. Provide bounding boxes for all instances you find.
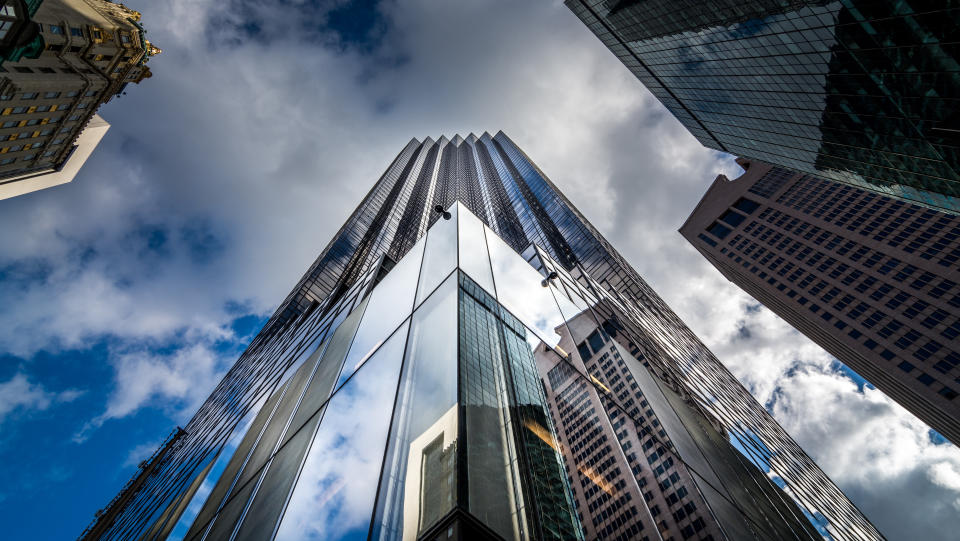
[86,135,882,540]
[567,0,960,214]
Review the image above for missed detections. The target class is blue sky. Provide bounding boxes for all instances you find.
[0,1,958,540]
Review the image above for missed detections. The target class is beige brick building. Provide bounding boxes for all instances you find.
[0,0,157,199]
[681,159,960,445]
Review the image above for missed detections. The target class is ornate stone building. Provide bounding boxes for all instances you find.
[0,0,158,200]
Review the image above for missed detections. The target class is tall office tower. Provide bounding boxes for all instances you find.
[566,1,960,214]
[0,0,158,199]
[80,133,882,541]
[681,158,960,445]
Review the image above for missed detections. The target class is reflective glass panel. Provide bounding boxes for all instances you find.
[457,274,525,540]
[415,203,458,307]
[185,389,285,540]
[232,413,319,541]
[231,356,316,498]
[281,296,368,448]
[167,402,262,541]
[496,309,582,540]
[457,202,495,294]
[485,225,566,348]
[336,235,425,389]
[273,318,407,541]
[372,274,459,541]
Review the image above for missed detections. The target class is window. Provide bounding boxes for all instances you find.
[11,106,25,114]
[13,67,32,73]
[44,91,60,99]
[21,154,34,161]
[21,92,37,100]
[36,105,50,112]
[42,150,54,157]
[52,138,64,145]
[707,222,732,239]
[121,34,131,44]
[48,25,64,35]
[719,210,746,228]
[84,90,97,97]
[25,119,38,126]
[66,90,79,97]
[70,27,82,37]
[76,102,88,109]
[68,115,80,121]
[2,121,16,128]
[697,233,717,247]
[733,198,760,214]
[38,67,55,74]
[8,144,21,151]
[917,373,936,386]
[0,157,13,165]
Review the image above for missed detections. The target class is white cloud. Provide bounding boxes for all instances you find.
[0,372,82,423]
[73,341,232,443]
[657,267,960,539]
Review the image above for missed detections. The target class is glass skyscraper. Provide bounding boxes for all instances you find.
[566,0,960,214]
[81,133,882,540]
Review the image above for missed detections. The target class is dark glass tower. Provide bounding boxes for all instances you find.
[81,133,882,541]
[566,0,960,214]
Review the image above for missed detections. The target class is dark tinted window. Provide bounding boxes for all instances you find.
[707,222,732,239]
[733,198,760,214]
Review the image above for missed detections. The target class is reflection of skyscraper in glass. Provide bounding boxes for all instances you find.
[404,406,458,541]
[567,0,960,213]
[82,133,882,540]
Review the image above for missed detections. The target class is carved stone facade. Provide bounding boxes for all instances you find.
[0,0,157,199]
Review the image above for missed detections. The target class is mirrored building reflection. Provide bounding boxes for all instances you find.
[81,134,883,540]
[567,0,960,214]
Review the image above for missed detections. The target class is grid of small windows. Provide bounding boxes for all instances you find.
[544,342,667,540]
[697,166,960,435]
[580,334,717,540]
[730,214,959,394]
[777,174,960,268]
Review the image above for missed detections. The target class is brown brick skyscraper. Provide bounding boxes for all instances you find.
[681,159,960,445]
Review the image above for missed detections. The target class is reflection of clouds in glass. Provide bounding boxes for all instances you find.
[416,204,458,306]
[456,202,495,293]
[372,275,459,541]
[172,396,265,540]
[274,329,405,541]
[338,236,424,389]
[485,226,565,348]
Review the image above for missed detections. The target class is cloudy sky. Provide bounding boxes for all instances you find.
[0,1,957,539]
